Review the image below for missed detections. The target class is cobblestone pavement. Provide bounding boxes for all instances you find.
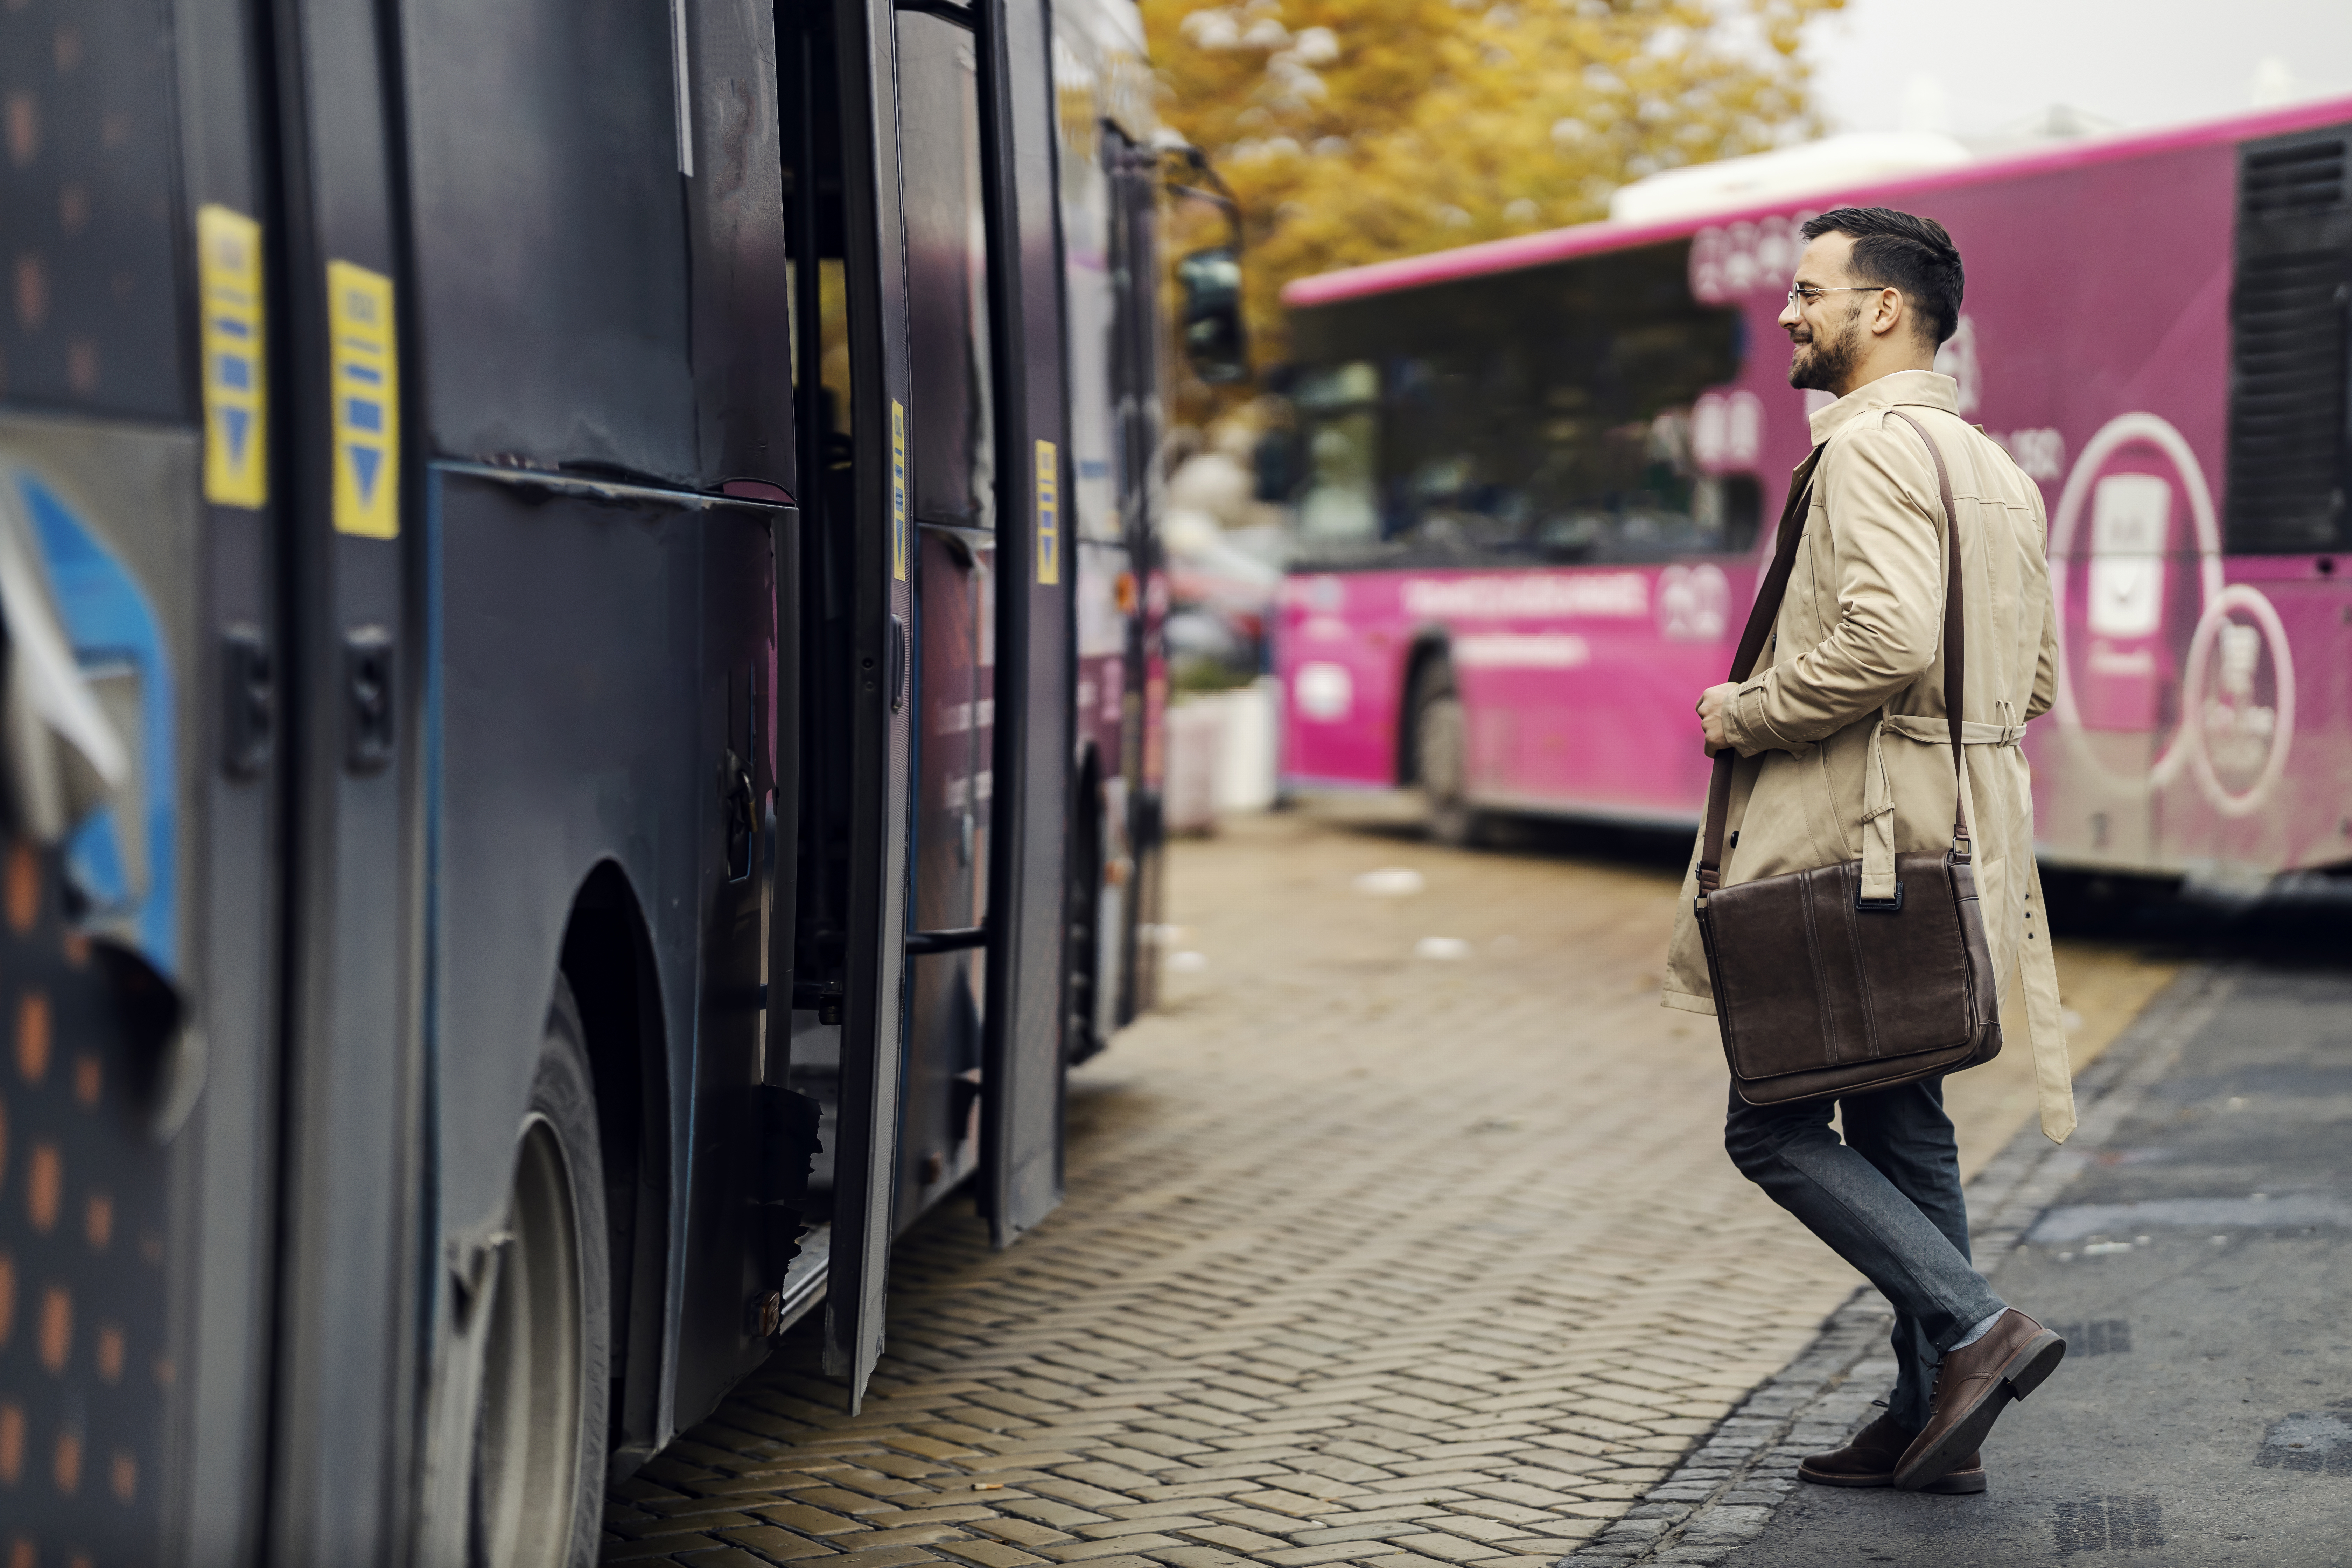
[601,812,2177,1568]
[1559,967,2237,1565]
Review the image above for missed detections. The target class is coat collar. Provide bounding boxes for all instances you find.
[1806,369,1960,448]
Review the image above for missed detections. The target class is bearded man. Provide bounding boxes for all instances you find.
[1662,207,2074,1495]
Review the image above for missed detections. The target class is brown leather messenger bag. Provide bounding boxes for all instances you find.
[1695,410,2002,1106]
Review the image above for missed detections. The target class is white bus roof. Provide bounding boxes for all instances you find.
[1606,133,1974,226]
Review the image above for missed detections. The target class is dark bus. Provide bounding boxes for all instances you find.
[0,0,1233,1560]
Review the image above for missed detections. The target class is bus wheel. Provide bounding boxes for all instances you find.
[1412,659,1480,847]
[474,980,609,1568]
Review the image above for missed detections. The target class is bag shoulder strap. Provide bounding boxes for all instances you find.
[1695,411,1969,900]
[1696,449,1819,894]
[1885,409,1971,852]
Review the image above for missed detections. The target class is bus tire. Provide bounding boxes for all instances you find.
[1411,659,1483,848]
[473,978,610,1568]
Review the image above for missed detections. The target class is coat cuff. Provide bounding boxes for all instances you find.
[1661,986,1717,1017]
[1722,679,1776,756]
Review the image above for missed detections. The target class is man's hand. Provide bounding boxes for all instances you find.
[1696,682,1739,753]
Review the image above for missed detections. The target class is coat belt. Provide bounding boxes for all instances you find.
[1858,702,2019,898]
[1880,713,2028,747]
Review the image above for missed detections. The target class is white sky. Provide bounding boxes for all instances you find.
[1800,0,2352,138]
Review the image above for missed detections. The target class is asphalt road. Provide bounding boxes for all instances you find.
[1726,962,2352,1568]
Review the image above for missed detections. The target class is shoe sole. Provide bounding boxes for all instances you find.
[1799,1464,1987,1495]
[1893,1330,2066,1491]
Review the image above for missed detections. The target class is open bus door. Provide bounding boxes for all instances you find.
[798,0,917,1410]
[799,0,1070,1408]
[972,0,1073,1253]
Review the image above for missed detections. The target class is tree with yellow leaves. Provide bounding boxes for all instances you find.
[1141,0,1846,361]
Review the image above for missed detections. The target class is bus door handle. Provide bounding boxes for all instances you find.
[904,923,986,955]
[720,747,755,883]
[888,612,908,714]
[221,623,274,778]
[343,625,395,774]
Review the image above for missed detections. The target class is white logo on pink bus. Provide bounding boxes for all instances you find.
[1658,564,1730,642]
[1400,572,1648,621]
[2049,411,2294,817]
[1689,217,1806,303]
[1691,392,1763,470]
[1453,634,1592,670]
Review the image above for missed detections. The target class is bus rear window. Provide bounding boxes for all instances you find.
[1283,240,1753,566]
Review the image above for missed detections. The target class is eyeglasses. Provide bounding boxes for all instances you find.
[1786,284,1890,308]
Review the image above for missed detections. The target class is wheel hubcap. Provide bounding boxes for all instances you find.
[479,1114,584,1568]
[1419,694,1465,804]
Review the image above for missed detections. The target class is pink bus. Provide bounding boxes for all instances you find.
[1270,99,2352,886]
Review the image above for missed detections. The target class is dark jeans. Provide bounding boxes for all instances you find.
[1724,1076,2007,1436]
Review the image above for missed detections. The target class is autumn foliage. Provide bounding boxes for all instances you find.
[1139,0,1847,360]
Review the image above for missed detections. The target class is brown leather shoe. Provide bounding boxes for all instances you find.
[1893,1310,2066,1491]
[1798,1412,1986,1494]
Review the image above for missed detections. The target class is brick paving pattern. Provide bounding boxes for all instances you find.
[602,813,2174,1567]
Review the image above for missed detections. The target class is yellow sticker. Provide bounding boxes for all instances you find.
[891,400,908,582]
[1034,439,1059,587]
[326,260,398,539]
[198,205,266,508]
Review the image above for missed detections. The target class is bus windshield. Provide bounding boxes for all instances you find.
[1287,239,1759,567]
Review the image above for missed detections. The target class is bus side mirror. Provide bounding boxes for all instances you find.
[1253,425,1298,501]
[1177,246,1248,385]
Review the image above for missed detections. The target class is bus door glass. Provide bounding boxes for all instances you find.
[896,4,996,1226]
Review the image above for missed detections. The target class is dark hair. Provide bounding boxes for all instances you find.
[1799,207,1965,346]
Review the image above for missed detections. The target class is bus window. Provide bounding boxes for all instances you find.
[1294,362,1379,544]
[810,260,853,446]
[900,15,995,534]
[1286,240,1746,565]
[2224,127,2351,553]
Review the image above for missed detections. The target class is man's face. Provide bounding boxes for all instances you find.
[1778,232,1868,394]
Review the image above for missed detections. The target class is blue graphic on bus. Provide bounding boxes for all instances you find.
[15,471,178,977]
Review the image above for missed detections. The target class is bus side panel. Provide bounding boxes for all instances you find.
[397,0,799,1455]
[670,502,782,1422]
[2000,130,2348,879]
[426,476,775,1461]
[1276,570,1408,791]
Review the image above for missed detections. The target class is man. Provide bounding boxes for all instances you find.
[1661,207,2075,1495]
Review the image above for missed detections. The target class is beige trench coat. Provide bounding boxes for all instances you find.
[1662,370,2075,1142]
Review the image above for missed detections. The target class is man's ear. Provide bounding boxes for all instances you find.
[1870,288,1905,340]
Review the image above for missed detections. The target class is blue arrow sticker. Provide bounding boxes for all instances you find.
[350,446,382,505]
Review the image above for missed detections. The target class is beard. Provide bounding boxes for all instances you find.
[1786,309,1863,392]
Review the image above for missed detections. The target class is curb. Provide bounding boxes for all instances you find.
[1556,964,2239,1566]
